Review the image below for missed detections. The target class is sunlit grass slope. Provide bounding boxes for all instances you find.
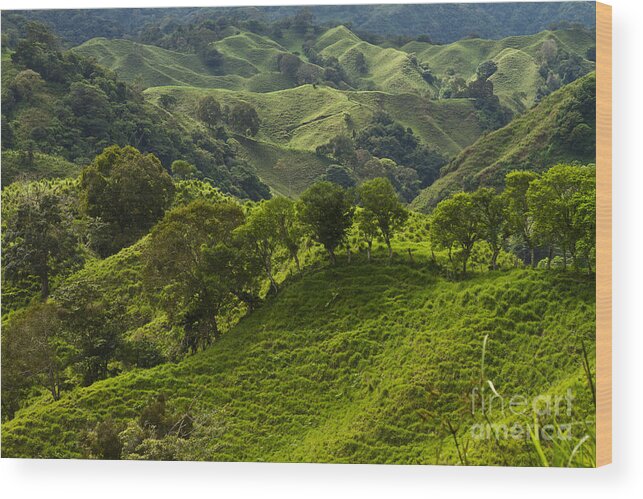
[144,83,484,196]
[411,73,596,212]
[1,265,595,465]
[72,34,298,92]
[146,84,484,157]
[315,25,437,95]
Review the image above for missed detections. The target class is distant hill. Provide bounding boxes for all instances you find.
[1,263,595,463]
[411,73,596,212]
[72,33,304,92]
[5,3,595,45]
[403,27,595,112]
[72,26,594,113]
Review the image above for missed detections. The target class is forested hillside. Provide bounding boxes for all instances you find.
[412,73,596,211]
[2,5,597,466]
[3,3,595,45]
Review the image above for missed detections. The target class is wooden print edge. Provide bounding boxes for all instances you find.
[595,1,612,467]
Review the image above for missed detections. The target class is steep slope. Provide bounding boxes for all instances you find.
[1,265,596,465]
[403,28,595,111]
[411,73,596,212]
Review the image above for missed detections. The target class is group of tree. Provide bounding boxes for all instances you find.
[429,164,596,273]
[315,112,446,201]
[436,60,511,129]
[536,38,592,101]
[195,96,261,137]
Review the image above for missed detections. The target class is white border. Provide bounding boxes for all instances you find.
[1,0,642,497]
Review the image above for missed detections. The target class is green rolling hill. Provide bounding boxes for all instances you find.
[1,262,595,464]
[72,26,594,110]
[314,25,437,95]
[72,34,299,92]
[411,73,596,212]
[145,84,486,195]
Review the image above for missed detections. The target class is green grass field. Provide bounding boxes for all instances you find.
[1,262,595,465]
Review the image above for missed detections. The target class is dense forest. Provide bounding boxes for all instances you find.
[1,6,597,466]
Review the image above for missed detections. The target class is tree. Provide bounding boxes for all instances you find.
[472,187,507,270]
[235,202,281,293]
[298,182,355,264]
[292,8,313,34]
[142,200,246,352]
[277,53,302,78]
[200,45,223,67]
[430,192,481,274]
[264,196,304,273]
[316,135,356,167]
[158,94,177,110]
[322,164,356,188]
[171,160,198,179]
[358,178,408,262]
[527,164,595,270]
[80,145,175,256]
[504,170,538,267]
[9,69,44,100]
[1,302,72,419]
[355,208,378,262]
[229,102,260,136]
[354,51,368,74]
[54,277,121,385]
[196,96,223,129]
[476,60,498,80]
[3,181,79,299]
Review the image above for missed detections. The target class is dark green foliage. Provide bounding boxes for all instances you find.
[142,200,251,352]
[2,180,81,300]
[1,23,268,199]
[195,96,223,129]
[476,60,498,79]
[228,101,260,136]
[55,278,122,385]
[1,302,70,419]
[298,182,355,264]
[355,112,447,188]
[3,4,595,45]
[321,164,356,188]
[80,145,175,256]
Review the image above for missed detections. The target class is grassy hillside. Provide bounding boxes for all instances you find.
[315,26,436,96]
[72,34,297,92]
[1,264,595,465]
[147,85,484,160]
[71,26,593,109]
[145,84,485,195]
[411,73,596,212]
[0,151,82,185]
[403,28,595,111]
